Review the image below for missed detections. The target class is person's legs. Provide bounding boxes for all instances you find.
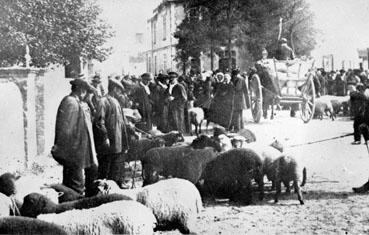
[62,166,84,195]
[352,118,362,144]
[97,154,111,180]
[84,164,98,197]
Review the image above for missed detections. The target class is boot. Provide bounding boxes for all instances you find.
[353,180,369,193]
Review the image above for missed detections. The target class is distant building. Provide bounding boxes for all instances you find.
[146,0,184,75]
[145,0,252,75]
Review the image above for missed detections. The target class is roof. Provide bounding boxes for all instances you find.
[148,0,183,22]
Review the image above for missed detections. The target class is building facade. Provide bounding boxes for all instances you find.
[146,0,185,75]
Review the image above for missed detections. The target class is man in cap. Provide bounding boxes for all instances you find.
[277,38,295,60]
[94,78,132,188]
[231,69,248,131]
[167,71,187,133]
[131,73,153,131]
[51,77,98,196]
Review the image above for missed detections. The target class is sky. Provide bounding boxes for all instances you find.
[96,0,369,73]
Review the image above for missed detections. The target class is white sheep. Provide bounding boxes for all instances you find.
[136,178,202,234]
[0,193,12,217]
[93,178,202,234]
[217,134,233,152]
[37,200,157,235]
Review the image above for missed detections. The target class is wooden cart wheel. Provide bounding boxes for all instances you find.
[300,73,316,123]
[249,74,263,123]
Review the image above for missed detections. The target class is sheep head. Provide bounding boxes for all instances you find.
[0,172,20,196]
[21,193,55,218]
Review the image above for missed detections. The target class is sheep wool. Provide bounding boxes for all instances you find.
[38,200,157,235]
[136,178,202,234]
[0,193,11,217]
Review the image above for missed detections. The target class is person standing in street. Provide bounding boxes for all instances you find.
[51,77,98,196]
[131,73,153,132]
[231,69,248,131]
[167,71,187,133]
[277,38,295,60]
[94,78,131,188]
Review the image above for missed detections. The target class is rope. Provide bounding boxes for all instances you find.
[288,133,354,148]
[10,196,20,216]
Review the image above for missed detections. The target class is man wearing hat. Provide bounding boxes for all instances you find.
[167,71,187,133]
[94,78,132,188]
[51,77,98,196]
[131,73,153,131]
[277,38,295,60]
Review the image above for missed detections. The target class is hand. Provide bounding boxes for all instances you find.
[103,138,110,148]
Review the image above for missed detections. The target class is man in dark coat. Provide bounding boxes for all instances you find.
[167,71,187,133]
[131,73,153,132]
[51,78,98,196]
[350,84,368,145]
[231,70,248,131]
[276,38,295,60]
[94,78,132,188]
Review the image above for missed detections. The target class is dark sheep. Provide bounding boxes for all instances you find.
[126,137,166,162]
[142,146,218,187]
[154,131,185,146]
[266,155,306,205]
[0,173,19,196]
[0,216,67,235]
[20,192,132,218]
[190,135,222,152]
[199,148,264,204]
[43,184,83,203]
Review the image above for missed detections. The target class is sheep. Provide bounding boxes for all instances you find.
[126,137,166,162]
[92,178,202,234]
[137,178,202,234]
[20,192,132,218]
[217,134,233,152]
[188,107,204,136]
[237,129,257,143]
[0,216,67,235]
[142,146,218,186]
[199,148,264,204]
[37,200,157,235]
[150,131,185,147]
[266,155,307,205]
[43,184,83,203]
[314,97,336,120]
[0,173,59,209]
[0,192,13,217]
[190,134,221,152]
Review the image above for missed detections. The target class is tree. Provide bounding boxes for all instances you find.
[0,0,114,67]
[175,0,316,72]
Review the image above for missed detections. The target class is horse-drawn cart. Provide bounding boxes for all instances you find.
[249,58,316,123]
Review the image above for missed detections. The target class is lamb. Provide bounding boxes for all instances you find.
[142,146,218,186]
[314,97,336,120]
[137,178,202,234]
[217,134,233,152]
[237,129,257,143]
[92,178,202,234]
[20,192,132,218]
[199,148,264,204]
[188,107,204,136]
[266,155,307,205]
[0,216,67,235]
[37,200,157,235]
[92,179,141,200]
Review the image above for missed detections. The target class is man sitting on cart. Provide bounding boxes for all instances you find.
[276,37,295,61]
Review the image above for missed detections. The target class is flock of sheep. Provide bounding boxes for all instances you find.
[0,126,307,234]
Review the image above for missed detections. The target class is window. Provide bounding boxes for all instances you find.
[163,54,167,71]
[163,14,167,41]
[153,22,157,45]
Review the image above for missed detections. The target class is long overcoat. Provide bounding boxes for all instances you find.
[52,95,97,168]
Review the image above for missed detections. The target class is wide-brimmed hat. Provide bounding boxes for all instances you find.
[108,78,125,92]
[141,73,152,81]
[70,78,90,90]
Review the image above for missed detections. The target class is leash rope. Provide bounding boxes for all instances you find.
[288,133,354,148]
